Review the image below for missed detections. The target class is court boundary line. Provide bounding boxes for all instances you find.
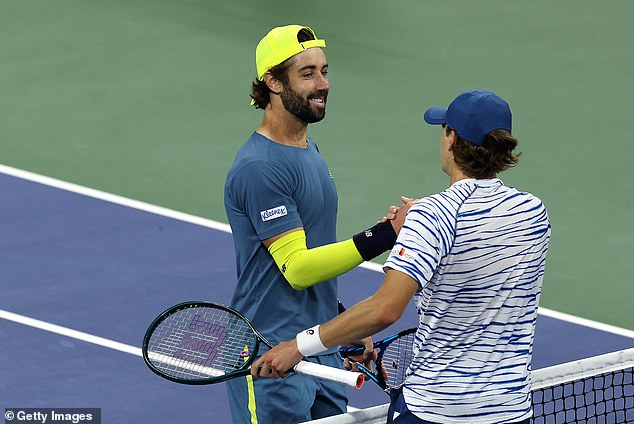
[0,308,361,412]
[2,163,634,340]
[0,308,142,357]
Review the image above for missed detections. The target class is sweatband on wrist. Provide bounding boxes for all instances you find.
[352,220,397,261]
[296,325,327,357]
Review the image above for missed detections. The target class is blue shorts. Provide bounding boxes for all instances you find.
[227,353,348,424]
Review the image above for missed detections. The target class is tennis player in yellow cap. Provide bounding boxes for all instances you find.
[224,25,411,423]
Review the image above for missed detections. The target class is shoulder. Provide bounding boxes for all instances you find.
[407,193,459,231]
[412,183,475,216]
[230,133,271,164]
[493,183,551,231]
[228,134,284,177]
[503,184,549,213]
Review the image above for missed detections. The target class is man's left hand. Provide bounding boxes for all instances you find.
[251,340,303,379]
[342,336,377,380]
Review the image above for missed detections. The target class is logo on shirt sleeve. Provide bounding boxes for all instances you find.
[392,246,416,262]
[260,205,288,222]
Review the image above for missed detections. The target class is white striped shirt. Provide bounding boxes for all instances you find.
[385,178,551,424]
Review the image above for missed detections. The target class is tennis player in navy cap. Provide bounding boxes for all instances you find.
[254,90,552,424]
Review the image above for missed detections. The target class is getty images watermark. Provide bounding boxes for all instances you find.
[4,409,100,424]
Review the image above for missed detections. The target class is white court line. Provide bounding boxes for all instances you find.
[0,308,361,413]
[0,163,378,272]
[2,162,634,342]
[0,163,232,233]
[538,307,634,339]
[0,309,142,357]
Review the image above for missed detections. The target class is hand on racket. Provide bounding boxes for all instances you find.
[339,328,416,392]
[249,334,376,381]
[251,338,305,380]
[341,335,379,380]
[142,301,365,389]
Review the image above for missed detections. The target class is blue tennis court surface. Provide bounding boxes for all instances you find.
[2,168,633,423]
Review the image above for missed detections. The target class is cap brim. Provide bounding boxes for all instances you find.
[423,107,447,125]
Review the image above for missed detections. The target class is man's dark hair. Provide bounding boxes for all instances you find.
[446,126,520,179]
[250,28,317,109]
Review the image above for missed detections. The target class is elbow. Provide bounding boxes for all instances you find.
[285,272,314,291]
[373,302,402,328]
[288,280,308,291]
[282,261,326,290]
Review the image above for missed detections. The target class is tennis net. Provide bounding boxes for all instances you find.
[306,347,634,424]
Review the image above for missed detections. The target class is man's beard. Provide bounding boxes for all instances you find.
[281,82,327,124]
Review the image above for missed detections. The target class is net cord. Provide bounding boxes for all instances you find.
[531,346,634,390]
[304,347,634,424]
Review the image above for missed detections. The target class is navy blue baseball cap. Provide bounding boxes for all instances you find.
[423,90,512,146]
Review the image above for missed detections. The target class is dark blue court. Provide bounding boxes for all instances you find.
[2,169,633,423]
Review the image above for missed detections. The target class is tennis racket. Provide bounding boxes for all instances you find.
[340,328,416,392]
[142,301,364,389]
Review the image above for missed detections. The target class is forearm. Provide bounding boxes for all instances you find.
[296,270,419,356]
[319,295,393,347]
[268,230,363,289]
[252,270,419,377]
[268,221,396,290]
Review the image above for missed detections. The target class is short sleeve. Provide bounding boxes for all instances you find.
[227,159,303,241]
[384,200,451,288]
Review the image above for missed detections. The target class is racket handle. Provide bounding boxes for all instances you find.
[294,361,364,389]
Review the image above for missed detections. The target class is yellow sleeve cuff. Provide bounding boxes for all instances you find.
[268,230,363,290]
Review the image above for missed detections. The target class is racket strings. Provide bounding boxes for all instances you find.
[147,306,257,380]
[379,331,416,390]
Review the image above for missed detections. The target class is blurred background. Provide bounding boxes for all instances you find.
[2,0,633,330]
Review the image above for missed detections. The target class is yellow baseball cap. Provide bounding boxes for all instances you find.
[255,25,326,80]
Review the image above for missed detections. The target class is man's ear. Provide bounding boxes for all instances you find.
[447,129,458,151]
[262,72,282,95]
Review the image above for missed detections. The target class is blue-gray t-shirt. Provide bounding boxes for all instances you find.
[224,132,339,350]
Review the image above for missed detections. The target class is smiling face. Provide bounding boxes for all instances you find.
[280,48,329,124]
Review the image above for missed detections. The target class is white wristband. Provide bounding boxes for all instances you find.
[296,325,327,357]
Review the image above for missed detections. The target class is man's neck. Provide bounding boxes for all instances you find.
[449,169,470,185]
[449,171,497,185]
[257,107,308,147]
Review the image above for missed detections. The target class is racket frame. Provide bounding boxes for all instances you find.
[142,301,267,385]
[340,327,417,391]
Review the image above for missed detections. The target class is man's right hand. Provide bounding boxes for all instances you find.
[382,196,417,234]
